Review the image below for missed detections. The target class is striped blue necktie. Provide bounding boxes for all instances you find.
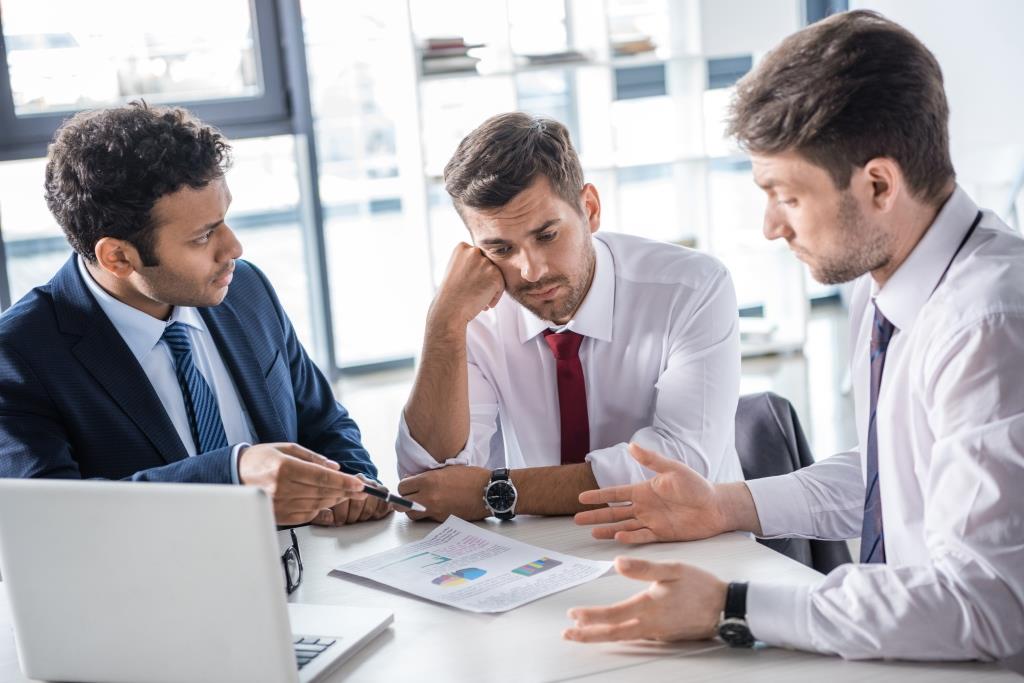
[161,322,229,454]
[860,304,896,564]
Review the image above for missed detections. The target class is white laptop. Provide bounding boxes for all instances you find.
[0,479,392,683]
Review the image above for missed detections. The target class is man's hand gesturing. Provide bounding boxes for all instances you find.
[238,443,367,526]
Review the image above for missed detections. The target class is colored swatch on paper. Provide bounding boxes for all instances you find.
[512,557,562,577]
[432,567,487,587]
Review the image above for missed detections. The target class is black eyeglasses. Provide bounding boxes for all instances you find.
[281,528,303,594]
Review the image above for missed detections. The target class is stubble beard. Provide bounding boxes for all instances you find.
[138,262,232,310]
[511,243,596,323]
[810,192,893,285]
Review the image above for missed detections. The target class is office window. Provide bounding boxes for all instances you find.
[706,55,752,90]
[2,0,259,117]
[226,136,314,350]
[805,0,849,24]
[0,137,314,349]
[303,1,433,367]
[614,64,667,100]
[0,0,289,156]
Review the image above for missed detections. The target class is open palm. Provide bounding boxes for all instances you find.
[573,444,727,543]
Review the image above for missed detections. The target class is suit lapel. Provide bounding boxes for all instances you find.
[200,304,288,443]
[52,257,188,464]
[73,328,189,464]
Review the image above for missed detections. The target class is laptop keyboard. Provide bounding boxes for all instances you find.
[293,635,337,670]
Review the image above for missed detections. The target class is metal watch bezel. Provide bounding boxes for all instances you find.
[717,616,755,648]
[482,478,518,515]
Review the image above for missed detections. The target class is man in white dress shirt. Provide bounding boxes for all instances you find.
[397,112,744,521]
[565,11,1024,661]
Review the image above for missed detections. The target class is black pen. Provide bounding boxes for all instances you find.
[362,484,426,512]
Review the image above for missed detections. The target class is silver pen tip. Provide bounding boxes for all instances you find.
[411,502,427,512]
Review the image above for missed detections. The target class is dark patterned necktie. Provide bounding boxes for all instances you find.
[162,322,229,454]
[860,304,896,563]
[542,330,590,464]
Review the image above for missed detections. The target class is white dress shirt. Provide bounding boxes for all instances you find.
[397,232,745,487]
[745,187,1024,660]
[77,257,255,482]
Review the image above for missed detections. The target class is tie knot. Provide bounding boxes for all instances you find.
[162,322,191,356]
[543,329,584,360]
[871,305,896,350]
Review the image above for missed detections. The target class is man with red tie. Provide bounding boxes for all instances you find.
[396,112,744,521]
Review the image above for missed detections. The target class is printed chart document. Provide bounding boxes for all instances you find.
[333,516,613,613]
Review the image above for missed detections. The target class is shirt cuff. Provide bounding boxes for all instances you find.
[396,412,475,479]
[230,442,251,485]
[747,581,814,651]
[744,472,813,538]
[585,442,655,488]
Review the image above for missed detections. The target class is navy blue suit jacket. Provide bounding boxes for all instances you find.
[0,256,378,484]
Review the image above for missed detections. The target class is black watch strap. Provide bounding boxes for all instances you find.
[724,581,748,620]
[718,581,755,648]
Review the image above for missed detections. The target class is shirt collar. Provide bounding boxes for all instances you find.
[873,185,979,331]
[517,235,615,344]
[76,255,207,364]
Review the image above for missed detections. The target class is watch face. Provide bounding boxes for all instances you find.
[718,621,755,648]
[485,481,516,513]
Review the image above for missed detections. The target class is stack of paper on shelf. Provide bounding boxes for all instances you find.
[421,36,483,75]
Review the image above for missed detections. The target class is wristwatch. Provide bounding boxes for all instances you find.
[482,468,517,520]
[717,582,755,647]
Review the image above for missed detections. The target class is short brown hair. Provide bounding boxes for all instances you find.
[444,112,584,215]
[726,10,954,205]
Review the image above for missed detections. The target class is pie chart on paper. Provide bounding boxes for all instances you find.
[432,567,487,587]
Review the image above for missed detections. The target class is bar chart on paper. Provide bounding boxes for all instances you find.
[512,558,562,577]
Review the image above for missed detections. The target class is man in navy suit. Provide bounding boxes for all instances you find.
[0,101,389,527]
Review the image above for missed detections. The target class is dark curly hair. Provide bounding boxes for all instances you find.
[44,100,232,266]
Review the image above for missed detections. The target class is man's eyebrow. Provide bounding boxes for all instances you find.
[478,219,561,246]
[754,175,795,192]
[531,218,560,234]
[190,218,224,236]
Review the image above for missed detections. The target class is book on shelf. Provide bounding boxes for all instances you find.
[421,55,481,75]
[611,34,657,57]
[420,35,485,75]
[519,50,588,66]
[421,44,481,59]
[423,36,468,51]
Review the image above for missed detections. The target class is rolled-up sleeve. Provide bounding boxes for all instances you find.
[396,359,500,479]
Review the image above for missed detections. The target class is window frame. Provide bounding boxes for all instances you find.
[0,0,291,160]
[0,0,355,381]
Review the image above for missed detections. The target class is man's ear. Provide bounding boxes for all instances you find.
[858,157,902,214]
[94,237,141,280]
[581,183,601,234]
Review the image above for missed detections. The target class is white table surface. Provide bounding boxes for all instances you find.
[0,513,1018,682]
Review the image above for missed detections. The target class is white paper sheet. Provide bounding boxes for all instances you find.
[332,516,613,613]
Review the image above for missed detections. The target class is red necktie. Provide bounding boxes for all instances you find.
[543,330,590,464]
